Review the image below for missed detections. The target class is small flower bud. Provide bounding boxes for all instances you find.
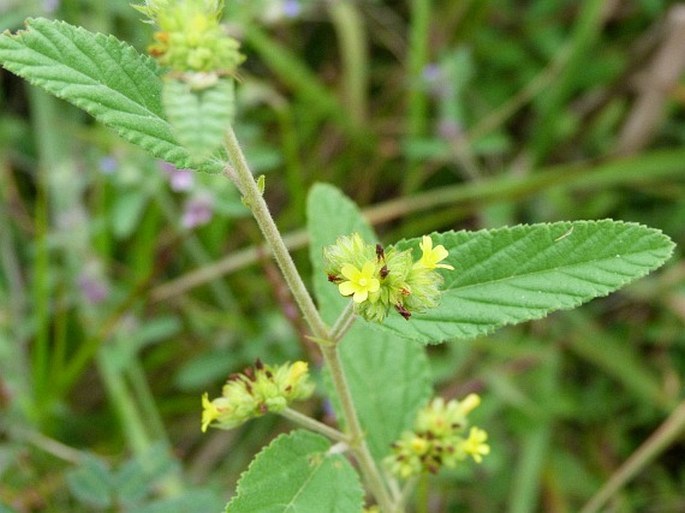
[323,233,454,322]
[201,360,314,432]
[385,395,489,478]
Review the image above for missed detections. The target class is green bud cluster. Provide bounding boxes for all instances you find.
[201,360,314,432]
[385,395,490,478]
[323,233,453,322]
[134,0,245,74]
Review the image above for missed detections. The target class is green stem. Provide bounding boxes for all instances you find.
[329,301,357,342]
[223,126,328,340]
[222,125,396,513]
[321,344,396,513]
[279,407,348,443]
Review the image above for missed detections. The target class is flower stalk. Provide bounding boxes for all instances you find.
[222,124,396,513]
[223,125,328,340]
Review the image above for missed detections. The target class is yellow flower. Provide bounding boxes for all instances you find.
[416,236,454,270]
[459,393,481,415]
[338,262,380,303]
[462,427,490,463]
[201,392,221,432]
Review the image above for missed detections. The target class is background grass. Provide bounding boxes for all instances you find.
[1,0,685,512]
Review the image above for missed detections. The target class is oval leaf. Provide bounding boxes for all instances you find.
[376,221,674,343]
[0,18,222,173]
[225,430,363,513]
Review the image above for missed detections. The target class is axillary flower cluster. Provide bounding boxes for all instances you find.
[386,394,490,478]
[201,360,314,432]
[134,0,245,75]
[324,233,454,322]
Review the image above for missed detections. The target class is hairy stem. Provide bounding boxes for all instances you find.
[330,300,357,342]
[223,126,328,340]
[280,407,347,443]
[322,344,396,512]
[222,125,396,513]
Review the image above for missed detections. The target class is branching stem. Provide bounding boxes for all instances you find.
[222,125,397,513]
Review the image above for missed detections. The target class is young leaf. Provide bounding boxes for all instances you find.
[225,430,364,513]
[162,77,235,164]
[377,221,675,343]
[307,183,375,323]
[0,18,222,173]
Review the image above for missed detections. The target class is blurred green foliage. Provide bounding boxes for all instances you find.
[0,0,684,512]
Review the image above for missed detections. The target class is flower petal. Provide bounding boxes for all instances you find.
[339,281,357,297]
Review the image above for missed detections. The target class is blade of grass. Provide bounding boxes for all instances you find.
[403,0,432,194]
[328,0,368,124]
[580,400,685,513]
[531,0,609,162]
[509,424,552,513]
[564,311,671,412]
[244,25,374,149]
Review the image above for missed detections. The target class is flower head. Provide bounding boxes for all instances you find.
[201,360,314,432]
[134,0,245,74]
[386,394,489,478]
[323,232,455,322]
[416,236,454,270]
[462,427,490,463]
[338,262,380,303]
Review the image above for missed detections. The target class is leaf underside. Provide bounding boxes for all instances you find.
[0,18,223,173]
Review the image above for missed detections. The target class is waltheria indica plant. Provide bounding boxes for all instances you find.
[0,1,675,512]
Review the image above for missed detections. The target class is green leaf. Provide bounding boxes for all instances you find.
[113,443,178,506]
[376,221,675,343]
[306,183,375,323]
[334,325,431,461]
[138,490,225,513]
[162,77,235,163]
[0,18,222,173]
[307,183,431,460]
[66,455,113,508]
[225,430,363,513]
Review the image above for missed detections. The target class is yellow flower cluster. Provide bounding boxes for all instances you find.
[324,234,454,322]
[386,394,490,478]
[134,0,245,74]
[201,360,314,432]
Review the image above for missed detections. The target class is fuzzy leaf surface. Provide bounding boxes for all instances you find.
[162,77,234,164]
[307,183,431,461]
[0,18,222,172]
[376,221,675,343]
[334,325,431,461]
[225,430,363,513]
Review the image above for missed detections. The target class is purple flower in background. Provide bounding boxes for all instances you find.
[43,0,60,13]
[78,271,109,305]
[283,0,301,18]
[159,161,194,191]
[422,63,450,98]
[182,194,214,229]
[99,155,118,175]
[422,63,442,84]
[437,118,463,140]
